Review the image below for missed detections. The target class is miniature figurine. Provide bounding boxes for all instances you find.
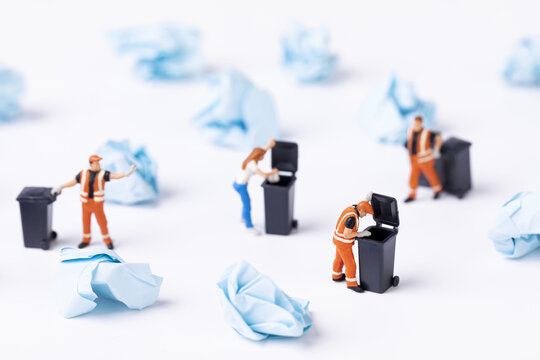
[51,155,136,249]
[332,192,374,293]
[233,139,278,235]
[404,115,443,202]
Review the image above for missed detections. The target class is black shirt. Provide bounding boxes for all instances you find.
[405,130,438,155]
[76,170,111,198]
[345,216,356,229]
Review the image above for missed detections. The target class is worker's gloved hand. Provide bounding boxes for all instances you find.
[365,191,373,202]
[433,147,441,159]
[357,231,371,238]
[125,164,137,177]
[51,186,62,196]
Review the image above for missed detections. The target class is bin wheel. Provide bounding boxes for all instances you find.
[292,220,298,228]
[51,231,57,240]
[392,276,400,287]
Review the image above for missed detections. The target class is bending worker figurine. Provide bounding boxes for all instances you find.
[233,138,278,236]
[51,155,136,249]
[404,115,443,202]
[332,192,374,293]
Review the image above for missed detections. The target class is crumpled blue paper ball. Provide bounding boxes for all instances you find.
[111,24,202,80]
[193,69,279,149]
[358,74,436,144]
[0,66,24,122]
[489,191,540,258]
[217,261,312,341]
[97,140,158,205]
[54,247,163,318]
[281,24,338,82]
[503,38,540,86]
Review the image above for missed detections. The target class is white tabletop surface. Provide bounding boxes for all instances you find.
[1,0,540,359]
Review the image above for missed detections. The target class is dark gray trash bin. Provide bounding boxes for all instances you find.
[356,193,400,294]
[261,141,298,235]
[16,187,57,250]
[419,137,472,198]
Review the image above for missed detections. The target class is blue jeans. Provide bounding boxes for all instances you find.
[233,182,253,228]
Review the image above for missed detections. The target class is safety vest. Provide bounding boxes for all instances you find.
[333,206,359,244]
[407,127,434,163]
[79,169,106,203]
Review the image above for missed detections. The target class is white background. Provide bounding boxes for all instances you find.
[1,0,540,359]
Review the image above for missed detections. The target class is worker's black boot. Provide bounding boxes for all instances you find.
[332,274,346,282]
[106,241,114,250]
[404,196,415,203]
[347,285,364,293]
[433,191,442,200]
[78,241,90,249]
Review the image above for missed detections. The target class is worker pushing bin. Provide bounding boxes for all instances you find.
[16,187,58,250]
[356,193,400,294]
[419,137,472,198]
[261,141,298,235]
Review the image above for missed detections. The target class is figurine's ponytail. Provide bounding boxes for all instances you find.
[242,148,266,170]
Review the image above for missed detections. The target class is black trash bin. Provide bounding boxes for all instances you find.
[419,137,472,198]
[261,141,298,235]
[16,187,58,250]
[356,193,400,294]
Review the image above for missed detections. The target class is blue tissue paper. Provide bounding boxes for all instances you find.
[111,24,202,80]
[503,38,540,86]
[489,191,540,258]
[54,247,163,318]
[193,70,279,149]
[281,24,338,82]
[358,75,436,144]
[217,261,312,341]
[0,66,24,121]
[97,140,158,205]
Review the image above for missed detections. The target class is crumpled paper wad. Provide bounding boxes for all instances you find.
[111,24,202,80]
[281,24,338,82]
[97,139,158,205]
[217,261,312,341]
[489,191,540,258]
[503,37,540,86]
[54,247,163,318]
[193,69,279,149]
[0,66,24,121]
[358,74,436,144]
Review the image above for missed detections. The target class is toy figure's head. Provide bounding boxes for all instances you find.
[413,116,423,131]
[242,147,266,169]
[88,155,102,171]
[356,201,374,217]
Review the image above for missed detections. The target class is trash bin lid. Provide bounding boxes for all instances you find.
[271,141,298,174]
[442,137,471,154]
[371,193,399,228]
[16,187,57,204]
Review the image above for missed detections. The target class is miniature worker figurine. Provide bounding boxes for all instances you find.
[404,115,443,202]
[51,155,136,249]
[233,139,278,236]
[332,192,374,293]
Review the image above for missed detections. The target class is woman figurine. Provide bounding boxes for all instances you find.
[234,138,278,235]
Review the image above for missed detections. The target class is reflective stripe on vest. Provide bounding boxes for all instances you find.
[80,169,106,203]
[408,127,433,161]
[333,207,358,244]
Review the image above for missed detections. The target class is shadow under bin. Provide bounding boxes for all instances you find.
[356,193,400,294]
[419,136,472,198]
[261,141,298,235]
[16,187,58,250]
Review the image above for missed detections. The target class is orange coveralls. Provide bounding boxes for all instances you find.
[332,206,360,287]
[407,128,442,198]
[78,169,111,245]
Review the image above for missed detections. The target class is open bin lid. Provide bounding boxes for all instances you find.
[371,193,399,228]
[16,187,57,204]
[271,141,298,174]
